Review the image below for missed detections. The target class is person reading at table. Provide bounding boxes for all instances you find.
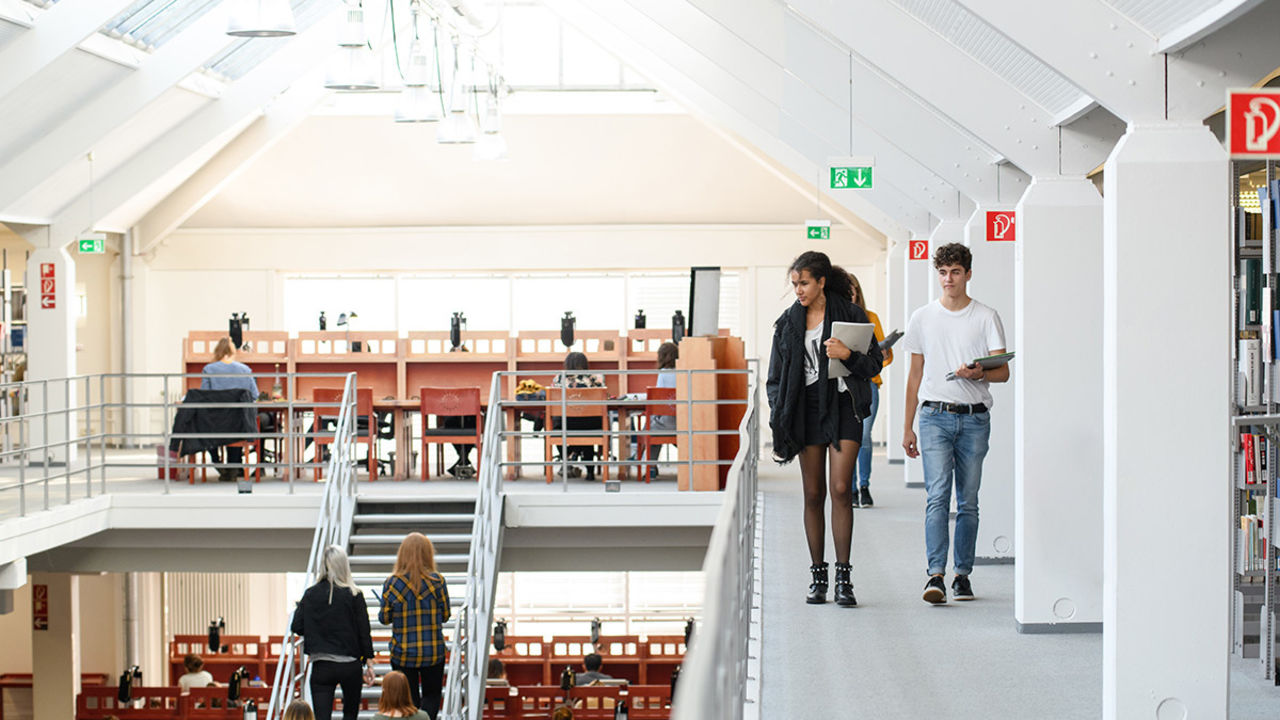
[551,352,605,480]
[201,337,260,481]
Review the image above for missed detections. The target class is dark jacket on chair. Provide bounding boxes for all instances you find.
[766,298,883,463]
[168,388,255,455]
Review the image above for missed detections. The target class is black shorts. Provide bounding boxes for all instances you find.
[802,384,862,447]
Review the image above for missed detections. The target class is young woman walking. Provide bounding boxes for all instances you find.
[290,546,375,720]
[766,251,883,606]
[379,533,451,719]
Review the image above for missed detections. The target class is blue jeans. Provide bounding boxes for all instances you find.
[856,382,879,488]
[918,405,991,576]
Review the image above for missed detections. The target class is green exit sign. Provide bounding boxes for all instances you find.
[830,166,873,189]
[806,220,830,240]
[77,234,105,254]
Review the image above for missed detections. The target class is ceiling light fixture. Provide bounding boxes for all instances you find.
[473,88,507,161]
[394,9,440,122]
[226,0,297,37]
[437,38,476,144]
[324,5,379,91]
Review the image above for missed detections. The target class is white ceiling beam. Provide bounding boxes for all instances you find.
[619,0,971,221]
[544,0,923,240]
[954,0,1280,123]
[785,0,1100,178]
[1154,0,1266,54]
[0,8,237,214]
[48,13,342,244]
[685,0,1030,205]
[0,0,136,103]
[133,81,330,256]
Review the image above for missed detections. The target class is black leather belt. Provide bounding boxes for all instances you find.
[923,400,988,415]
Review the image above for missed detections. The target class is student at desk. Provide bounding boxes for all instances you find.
[201,337,261,481]
[551,352,605,480]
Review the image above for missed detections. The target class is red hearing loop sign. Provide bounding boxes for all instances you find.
[909,239,929,260]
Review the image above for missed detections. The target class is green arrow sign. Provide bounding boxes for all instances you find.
[830,166,873,189]
[805,220,830,240]
[77,237,104,254]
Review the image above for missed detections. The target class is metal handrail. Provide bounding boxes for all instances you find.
[671,371,761,720]
[265,372,360,718]
[441,370,506,720]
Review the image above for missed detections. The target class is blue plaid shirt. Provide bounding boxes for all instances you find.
[379,574,451,667]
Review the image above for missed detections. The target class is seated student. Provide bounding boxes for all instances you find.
[374,671,430,720]
[178,653,215,694]
[201,337,260,481]
[575,654,612,686]
[485,658,508,686]
[551,352,606,480]
[551,707,574,720]
[440,345,478,479]
[646,341,679,479]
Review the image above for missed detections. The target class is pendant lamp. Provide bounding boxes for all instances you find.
[324,7,379,91]
[226,0,297,37]
[394,38,440,122]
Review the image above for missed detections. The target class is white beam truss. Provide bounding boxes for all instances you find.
[48,13,342,245]
[0,8,237,213]
[0,0,135,103]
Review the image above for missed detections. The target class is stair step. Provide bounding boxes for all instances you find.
[353,513,474,525]
[353,573,467,585]
[357,494,477,504]
[350,554,468,566]
[350,533,472,545]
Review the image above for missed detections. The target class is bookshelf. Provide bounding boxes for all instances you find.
[1232,159,1280,682]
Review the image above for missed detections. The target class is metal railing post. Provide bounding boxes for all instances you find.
[686,370,695,487]
[64,377,71,505]
[162,375,171,493]
[84,375,91,499]
[560,381,569,492]
[42,380,49,511]
[17,390,25,516]
[99,374,107,495]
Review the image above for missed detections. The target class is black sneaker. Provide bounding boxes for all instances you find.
[922,575,947,604]
[952,574,975,601]
[859,487,874,507]
[851,491,861,508]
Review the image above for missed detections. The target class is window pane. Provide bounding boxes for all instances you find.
[399,276,511,333]
[283,277,395,334]
[511,276,625,331]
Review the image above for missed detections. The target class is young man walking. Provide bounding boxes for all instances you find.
[901,243,1008,604]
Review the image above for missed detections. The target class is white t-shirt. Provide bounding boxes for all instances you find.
[901,298,1006,407]
[802,326,822,386]
[178,670,214,693]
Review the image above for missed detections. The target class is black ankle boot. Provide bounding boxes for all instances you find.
[833,562,857,607]
[806,562,829,604]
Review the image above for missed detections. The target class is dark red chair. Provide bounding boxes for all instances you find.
[638,387,677,483]
[419,386,484,480]
[313,387,377,480]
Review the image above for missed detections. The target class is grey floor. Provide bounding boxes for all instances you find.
[758,451,1280,719]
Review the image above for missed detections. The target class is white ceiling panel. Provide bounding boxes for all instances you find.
[1103,0,1223,38]
[0,48,130,162]
[8,87,209,220]
[0,18,26,52]
[890,0,1089,117]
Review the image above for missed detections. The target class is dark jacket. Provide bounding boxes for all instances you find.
[168,388,256,455]
[291,579,375,662]
[766,297,883,462]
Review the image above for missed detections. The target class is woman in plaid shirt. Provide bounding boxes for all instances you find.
[379,533,451,719]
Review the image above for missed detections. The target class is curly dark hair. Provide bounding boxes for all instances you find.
[933,242,972,272]
[788,251,854,303]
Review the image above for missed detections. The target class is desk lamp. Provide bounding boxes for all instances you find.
[116,665,141,702]
[209,616,228,653]
[561,311,576,348]
[634,310,646,329]
[229,313,243,350]
[451,312,467,350]
[493,619,507,651]
[671,310,685,344]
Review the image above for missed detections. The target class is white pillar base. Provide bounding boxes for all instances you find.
[1102,123,1229,719]
[1015,177,1104,630]
[31,572,80,720]
[26,247,77,465]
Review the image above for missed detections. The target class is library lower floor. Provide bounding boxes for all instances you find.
[757,453,1280,719]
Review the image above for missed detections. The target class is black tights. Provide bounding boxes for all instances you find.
[799,440,859,565]
[392,662,444,719]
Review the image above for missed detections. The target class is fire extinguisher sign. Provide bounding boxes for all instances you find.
[1227,88,1280,159]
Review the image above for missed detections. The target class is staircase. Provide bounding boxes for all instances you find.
[347,494,476,717]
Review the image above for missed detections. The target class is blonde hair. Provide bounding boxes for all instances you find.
[377,671,417,715]
[552,706,574,720]
[393,533,439,598]
[847,272,865,309]
[283,700,314,720]
[318,545,359,603]
[213,337,236,361]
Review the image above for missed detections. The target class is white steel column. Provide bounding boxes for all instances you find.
[31,572,80,720]
[1102,124,1228,718]
[25,244,76,465]
[1015,177,1104,632]
[963,206,1016,564]
[902,231,934,489]
[885,239,906,465]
